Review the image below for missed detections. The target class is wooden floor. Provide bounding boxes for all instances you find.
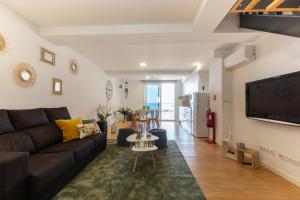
[108,121,300,200]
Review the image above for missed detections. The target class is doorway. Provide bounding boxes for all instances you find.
[145,82,175,121]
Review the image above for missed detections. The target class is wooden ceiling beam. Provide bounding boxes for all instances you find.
[230,0,300,13]
[266,0,300,12]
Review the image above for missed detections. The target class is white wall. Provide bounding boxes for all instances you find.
[198,71,209,92]
[182,73,198,95]
[208,59,224,144]
[230,34,300,186]
[119,79,144,110]
[0,4,120,119]
[182,71,209,95]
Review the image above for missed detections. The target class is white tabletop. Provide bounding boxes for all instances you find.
[132,145,158,152]
[126,133,159,143]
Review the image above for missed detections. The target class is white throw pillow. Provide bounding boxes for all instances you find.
[76,122,101,139]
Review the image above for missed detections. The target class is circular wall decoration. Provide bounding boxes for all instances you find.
[70,60,79,74]
[105,80,113,101]
[0,34,5,51]
[13,63,37,87]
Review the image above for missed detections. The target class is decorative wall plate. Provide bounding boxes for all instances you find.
[0,34,5,51]
[105,80,113,101]
[13,63,37,87]
[70,60,79,74]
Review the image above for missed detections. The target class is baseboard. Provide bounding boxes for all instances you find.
[261,160,300,187]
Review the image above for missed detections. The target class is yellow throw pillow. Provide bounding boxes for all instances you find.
[55,118,82,142]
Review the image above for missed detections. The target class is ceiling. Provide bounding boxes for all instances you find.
[71,43,219,71]
[1,0,201,27]
[1,0,261,80]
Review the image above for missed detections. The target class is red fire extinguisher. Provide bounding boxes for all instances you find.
[206,109,216,144]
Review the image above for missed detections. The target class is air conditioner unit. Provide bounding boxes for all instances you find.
[224,45,256,70]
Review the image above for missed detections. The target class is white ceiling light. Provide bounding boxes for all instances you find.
[193,62,202,71]
[140,62,147,67]
[145,76,150,79]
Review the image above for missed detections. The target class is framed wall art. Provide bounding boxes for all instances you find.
[52,78,63,95]
[41,47,55,65]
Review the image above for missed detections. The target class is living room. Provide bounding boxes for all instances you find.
[1,0,300,200]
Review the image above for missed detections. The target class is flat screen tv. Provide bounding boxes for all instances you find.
[246,71,300,126]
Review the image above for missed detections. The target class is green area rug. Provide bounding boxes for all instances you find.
[53,141,206,200]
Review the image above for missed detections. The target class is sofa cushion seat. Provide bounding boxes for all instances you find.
[0,132,35,153]
[40,139,95,162]
[28,152,74,196]
[86,133,106,149]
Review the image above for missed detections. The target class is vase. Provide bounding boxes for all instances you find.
[111,123,117,134]
[97,121,107,133]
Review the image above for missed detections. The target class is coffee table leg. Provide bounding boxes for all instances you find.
[133,153,138,173]
[128,143,133,160]
[151,152,157,170]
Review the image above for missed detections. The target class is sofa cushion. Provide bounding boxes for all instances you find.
[44,107,71,124]
[40,139,94,162]
[28,152,74,196]
[0,110,15,134]
[55,118,82,142]
[0,152,29,200]
[24,125,63,151]
[8,109,49,131]
[0,131,35,153]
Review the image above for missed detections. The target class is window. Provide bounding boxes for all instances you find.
[144,82,175,121]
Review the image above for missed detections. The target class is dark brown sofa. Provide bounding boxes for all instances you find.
[0,107,107,200]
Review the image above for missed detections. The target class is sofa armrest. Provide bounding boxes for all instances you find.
[0,152,29,200]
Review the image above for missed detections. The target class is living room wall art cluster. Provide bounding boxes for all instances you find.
[7,41,80,95]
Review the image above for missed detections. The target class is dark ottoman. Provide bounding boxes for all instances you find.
[117,128,135,147]
[149,129,167,149]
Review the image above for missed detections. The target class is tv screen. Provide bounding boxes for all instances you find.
[246,71,300,125]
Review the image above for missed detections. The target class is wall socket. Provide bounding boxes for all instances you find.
[259,146,277,156]
[259,146,300,167]
[278,154,300,167]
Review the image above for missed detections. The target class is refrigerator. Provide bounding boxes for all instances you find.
[191,92,209,138]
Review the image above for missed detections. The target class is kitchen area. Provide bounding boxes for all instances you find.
[179,71,210,138]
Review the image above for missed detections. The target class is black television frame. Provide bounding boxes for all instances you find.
[246,71,300,126]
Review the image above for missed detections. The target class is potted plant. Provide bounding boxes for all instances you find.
[96,103,112,132]
[118,107,131,123]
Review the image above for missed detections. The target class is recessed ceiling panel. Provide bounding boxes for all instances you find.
[2,0,201,27]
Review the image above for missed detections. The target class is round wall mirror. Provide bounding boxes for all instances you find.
[13,63,36,87]
[20,70,31,81]
[70,60,79,74]
[71,63,77,71]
